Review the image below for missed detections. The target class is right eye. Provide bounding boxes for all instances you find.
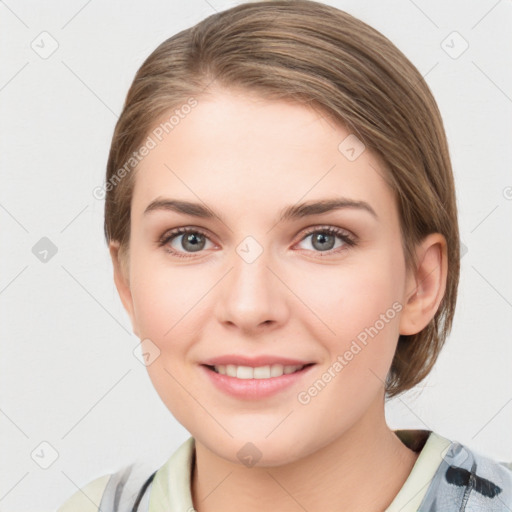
[158,227,215,258]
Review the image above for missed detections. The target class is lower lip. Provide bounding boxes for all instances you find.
[200,364,315,400]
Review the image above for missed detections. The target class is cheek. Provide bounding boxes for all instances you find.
[129,262,210,424]
[129,257,206,353]
[294,266,404,427]
[297,257,403,335]
[302,255,404,381]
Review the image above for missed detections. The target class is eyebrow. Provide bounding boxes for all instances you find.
[143,197,378,222]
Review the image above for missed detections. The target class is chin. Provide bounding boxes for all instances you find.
[202,433,309,468]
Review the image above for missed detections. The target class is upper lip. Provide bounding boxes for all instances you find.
[202,354,315,367]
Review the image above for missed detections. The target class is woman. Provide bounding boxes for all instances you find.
[58,1,512,510]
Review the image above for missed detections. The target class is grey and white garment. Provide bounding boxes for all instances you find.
[93,433,512,512]
[98,463,156,512]
[418,441,512,511]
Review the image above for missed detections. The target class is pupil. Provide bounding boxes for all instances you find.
[183,233,205,252]
[314,233,334,251]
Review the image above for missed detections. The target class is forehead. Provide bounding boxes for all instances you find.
[131,88,395,224]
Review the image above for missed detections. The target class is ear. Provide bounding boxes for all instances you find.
[399,233,448,335]
[109,241,139,337]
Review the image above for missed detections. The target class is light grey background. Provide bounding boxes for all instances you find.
[1,0,511,510]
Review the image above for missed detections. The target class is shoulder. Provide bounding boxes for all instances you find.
[56,474,111,512]
[56,461,157,512]
[55,442,192,512]
[420,438,512,511]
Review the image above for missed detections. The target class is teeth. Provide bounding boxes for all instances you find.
[213,364,305,379]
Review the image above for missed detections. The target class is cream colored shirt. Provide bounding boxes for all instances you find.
[57,429,452,512]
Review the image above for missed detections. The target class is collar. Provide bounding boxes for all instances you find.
[148,429,452,512]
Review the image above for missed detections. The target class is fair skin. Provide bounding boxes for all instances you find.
[110,87,447,512]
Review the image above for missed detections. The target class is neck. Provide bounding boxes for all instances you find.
[191,395,419,512]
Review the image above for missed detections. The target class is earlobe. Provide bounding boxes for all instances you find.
[399,233,448,336]
[109,241,139,337]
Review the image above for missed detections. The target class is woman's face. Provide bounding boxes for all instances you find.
[115,87,414,465]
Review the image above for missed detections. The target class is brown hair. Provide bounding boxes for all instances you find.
[104,0,460,399]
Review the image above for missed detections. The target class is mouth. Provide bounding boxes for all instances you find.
[203,362,315,379]
[200,361,317,400]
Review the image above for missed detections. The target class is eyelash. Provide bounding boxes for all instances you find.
[158,225,357,259]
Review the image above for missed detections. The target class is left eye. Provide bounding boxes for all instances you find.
[296,227,355,253]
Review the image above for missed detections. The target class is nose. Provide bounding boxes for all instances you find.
[215,244,289,334]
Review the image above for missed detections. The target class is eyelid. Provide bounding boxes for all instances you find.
[299,224,355,241]
[158,224,357,257]
[157,225,216,250]
[294,225,357,252]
